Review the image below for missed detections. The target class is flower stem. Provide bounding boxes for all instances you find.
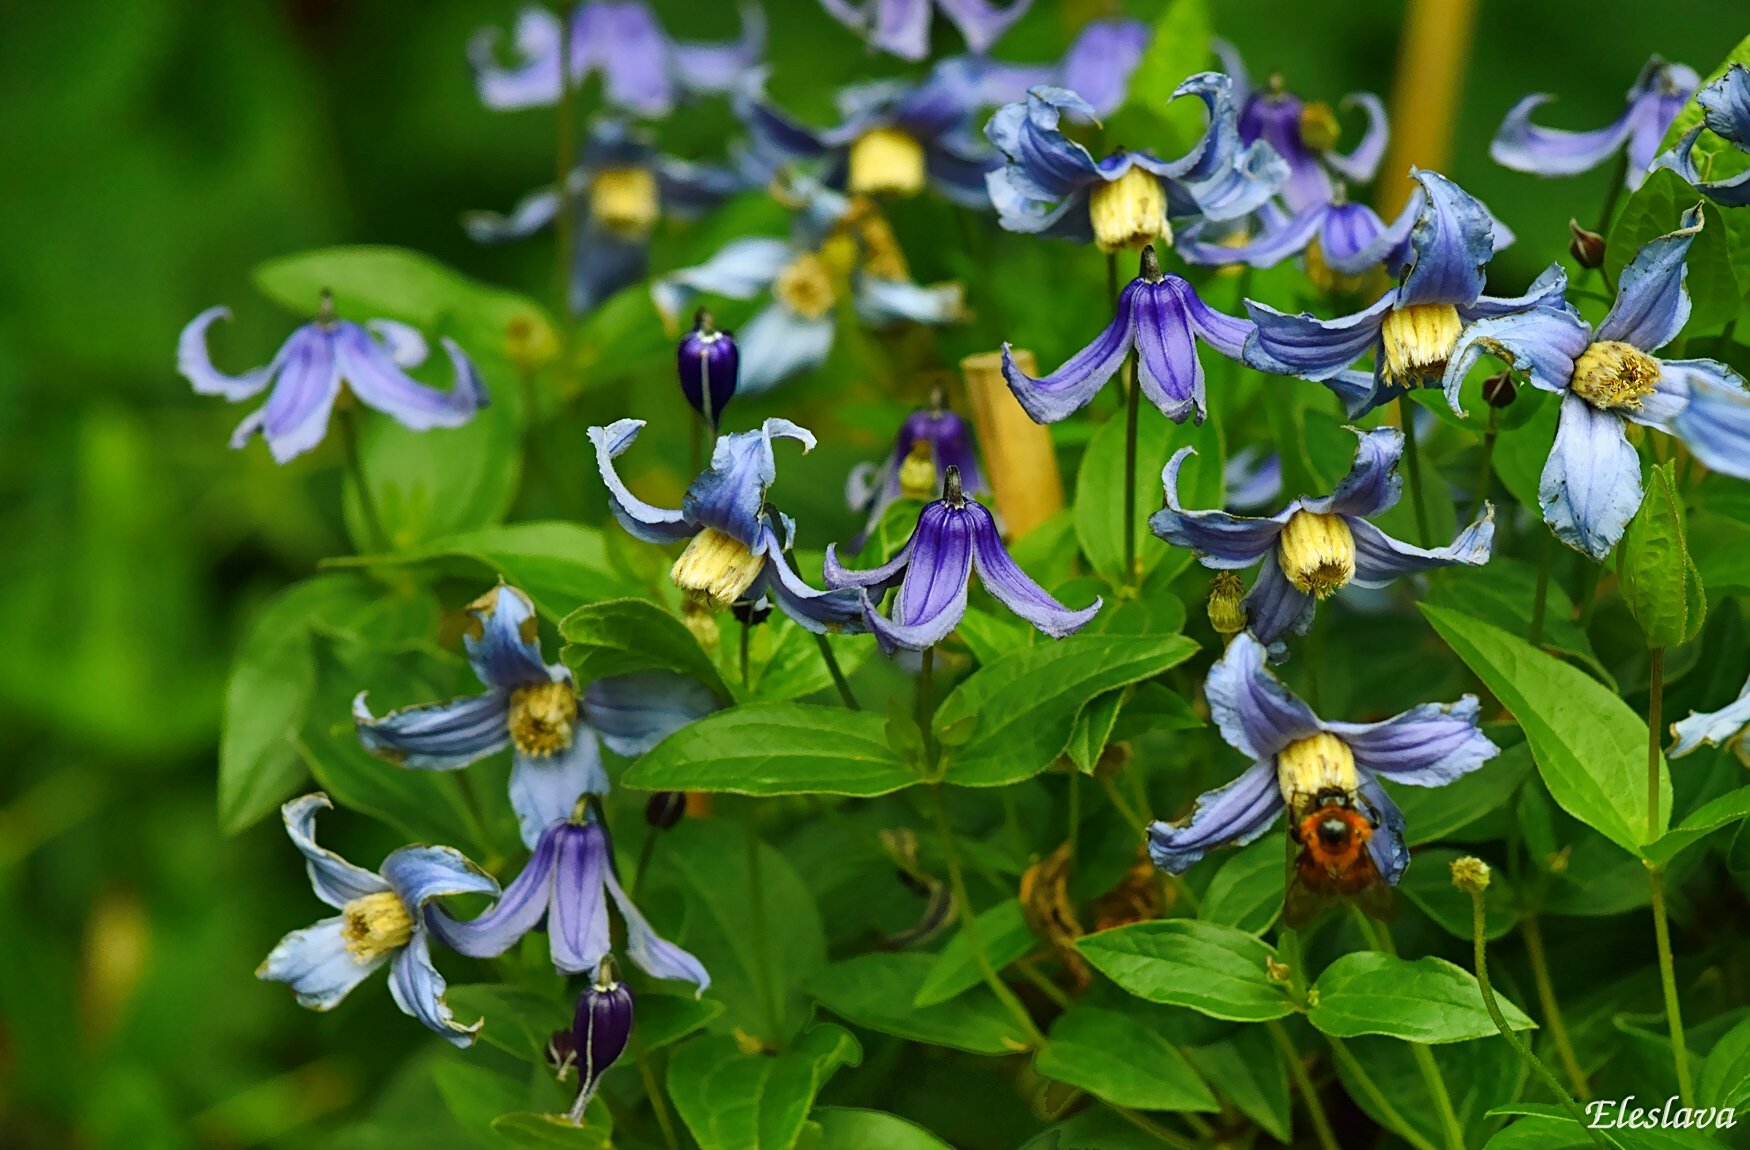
[1362,916,1465,1150]
[338,405,387,553]
[739,617,751,689]
[1397,395,1431,546]
[745,821,784,1047]
[553,57,578,321]
[1644,645,1694,1105]
[1529,533,1552,648]
[918,646,937,771]
[813,634,858,709]
[1472,406,1499,525]
[1325,1037,1443,1150]
[1520,912,1590,1100]
[1265,1019,1340,1150]
[1123,342,1142,587]
[1105,1103,1196,1150]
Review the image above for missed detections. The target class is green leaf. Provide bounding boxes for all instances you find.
[1644,785,1750,866]
[1698,1012,1750,1111]
[1074,407,1222,586]
[1606,168,1690,285]
[445,983,567,1063]
[1392,738,1534,846]
[1065,688,1125,774]
[1425,555,1614,686]
[1035,1005,1219,1112]
[935,634,1200,786]
[813,1109,952,1150]
[807,953,1032,1054]
[914,900,1037,1007]
[1490,393,1559,515]
[1076,920,1296,1022]
[1687,203,1744,331]
[490,1114,611,1149]
[1117,0,1213,151]
[1184,1028,1290,1143]
[1421,604,1670,853]
[666,1024,861,1150]
[1618,462,1706,648]
[1198,836,1284,935]
[752,618,869,704]
[1339,1035,1525,1149]
[1308,952,1533,1043]
[559,598,729,698]
[622,703,918,796]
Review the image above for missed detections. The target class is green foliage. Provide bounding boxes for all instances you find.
[1618,461,1707,648]
[1308,953,1534,1043]
[1076,921,1297,1022]
[1034,1005,1220,1112]
[666,1024,861,1150]
[623,704,918,796]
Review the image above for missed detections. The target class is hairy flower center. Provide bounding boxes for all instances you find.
[774,253,838,320]
[589,167,660,238]
[898,439,937,501]
[1276,731,1359,808]
[1570,340,1661,411]
[1298,101,1341,152]
[341,891,414,962]
[1206,571,1247,637]
[1380,303,1462,385]
[847,127,927,198]
[672,526,763,612]
[1088,166,1170,254]
[509,679,579,757]
[1277,511,1355,599]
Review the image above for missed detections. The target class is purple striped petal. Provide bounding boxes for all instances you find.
[1301,427,1403,519]
[685,419,814,547]
[1205,633,1321,761]
[549,822,613,975]
[352,690,511,770]
[1490,94,1640,177]
[1243,291,1394,380]
[1396,169,1492,309]
[1328,697,1497,786]
[580,2,675,117]
[1057,19,1148,118]
[1000,284,1136,422]
[1348,508,1494,586]
[1147,761,1283,873]
[1148,447,1291,567]
[1596,205,1702,351]
[334,322,486,432]
[1239,551,1317,649]
[511,734,609,849]
[179,307,275,400]
[426,823,560,959]
[1133,281,1204,422]
[936,0,1031,54]
[824,536,915,593]
[249,325,343,463]
[603,865,711,993]
[869,500,975,651]
[967,499,1099,637]
[757,524,870,634]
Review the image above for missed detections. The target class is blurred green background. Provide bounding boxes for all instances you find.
[0,0,1742,1146]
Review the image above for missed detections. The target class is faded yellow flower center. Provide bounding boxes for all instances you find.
[849,201,911,280]
[1276,731,1359,808]
[1299,101,1341,152]
[1088,166,1170,254]
[509,679,578,757]
[680,597,721,651]
[672,526,763,612]
[1570,340,1661,411]
[341,891,414,963]
[1206,571,1247,637]
[1277,510,1355,599]
[590,167,660,238]
[1380,303,1463,385]
[898,439,937,501]
[848,127,927,197]
[774,253,837,320]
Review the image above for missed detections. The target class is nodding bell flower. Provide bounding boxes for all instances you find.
[818,0,1031,61]
[825,466,1101,651]
[558,962,636,1124]
[677,309,738,429]
[1000,244,1253,425]
[1491,55,1697,190]
[983,77,1288,252]
[465,118,741,316]
[470,2,765,117]
[589,418,867,633]
[846,388,987,547]
[1150,427,1494,649]
[1244,168,1568,416]
[1656,64,1750,207]
[1441,206,1750,558]
[258,794,496,1046]
[1147,634,1498,882]
[429,812,710,992]
[178,293,488,465]
[1670,674,1750,764]
[353,585,717,847]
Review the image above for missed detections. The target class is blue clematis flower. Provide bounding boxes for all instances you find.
[1244,168,1567,416]
[819,0,1030,61]
[354,585,716,847]
[1176,185,1396,289]
[1670,674,1750,763]
[590,418,867,633]
[1223,445,1282,512]
[1492,55,1697,189]
[1656,64,1750,207]
[258,794,497,1046]
[1150,427,1494,649]
[430,812,710,991]
[1000,244,1253,425]
[178,294,488,464]
[471,2,765,116]
[1148,633,1498,886]
[984,77,1288,252]
[847,390,988,548]
[466,118,742,315]
[651,176,964,394]
[825,466,1100,651]
[1441,206,1750,558]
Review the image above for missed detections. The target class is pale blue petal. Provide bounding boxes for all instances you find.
[1348,508,1493,586]
[380,845,498,909]
[1670,674,1750,758]
[1243,291,1395,380]
[388,930,480,1046]
[736,304,836,396]
[684,419,815,546]
[464,584,552,689]
[650,237,792,326]
[1326,696,1498,785]
[1540,392,1642,559]
[179,307,275,400]
[1595,204,1703,351]
[463,183,562,243]
[470,8,564,110]
[1205,633,1321,761]
[1670,359,1750,479]
[670,3,765,95]
[856,276,966,327]
[511,735,609,849]
[258,917,385,1010]
[1147,761,1282,874]
[1355,771,1410,885]
[1325,93,1389,183]
[1440,307,1588,414]
[352,691,510,770]
[583,672,721,757]
[1490,93,1639,177]
[587,419,696,544]
[282,793,389,910]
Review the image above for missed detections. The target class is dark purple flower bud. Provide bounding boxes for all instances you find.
[1567,219,1606,269]
[729,598,772,626]
[1482,372,1518,408]
[645,791,686,830]
[677,308,738,428]
[564,964,635,1124]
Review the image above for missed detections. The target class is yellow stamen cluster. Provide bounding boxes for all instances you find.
[1277,511,1355,599]
[1088,166,1170,253]
[589,167,661,238]
[341,891,414,962]
[848,127,928,198]
[774,253,837,320]
[1380,303,1463,385]
[1275,731,1359,808]
[508,679,579,757]
[1298,101,1341,152]
[1207,571,1247,637]
[1569,340,1661,411]
[672,526,763,612]
[898,440,937,501]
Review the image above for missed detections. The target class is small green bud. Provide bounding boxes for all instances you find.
[1450,856,1492,894]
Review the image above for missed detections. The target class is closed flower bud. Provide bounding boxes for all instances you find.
[565,963,635,1124]
[677,309,738,428]
[1207,572,1247,637]
[505,312,560,375]
[1481,371,1518,408]
[1088,165,1170,253]
[645,791,686,831]
[1449,856,1492,894]
[1568,218,1606,269]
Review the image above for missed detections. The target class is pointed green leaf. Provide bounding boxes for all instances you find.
[1035,1005,1219,1112]
[621,703,917,796]
[1309,952,1533,1043]
[666,1024,861,1150]
[1076,920,1296,1022]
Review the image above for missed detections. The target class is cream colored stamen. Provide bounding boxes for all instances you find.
[898,440,937,501]
[1276,731,1359,808]
[589,167,660,238]
[672,526,763,612]
[1277,511,1355,599]
[341,891,414,962]
[774,253,837,320]
[1380,303,1463,385]
[1569,340,1661,410]
[848,127,927,197]
[509,679,578,757]
[1088,166,1170,254]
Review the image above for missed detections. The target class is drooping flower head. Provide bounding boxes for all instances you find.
[984,77,1288,252]
[590,418,867,633]
[818,0,1031,61]
[178,294,488,464]
[1440,206,1750,558]
[1150,427,1494,649]
[1491,55,1697,189]
[825,466,1100,651]
[1670,674,1750,765]
[847,387,988,547]
[466,117,742,316]
[471,2,765,116]
[258,794,497,1046]
[1656,64,1750,207]
[431,812,710,992]
[551,962,636,1124]
[1000,244,1253,425]
[677,308,739,430]
[1244,168,1567,415]
[354,585,716,846]
[1148,635,1498,920]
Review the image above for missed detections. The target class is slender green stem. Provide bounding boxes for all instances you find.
[553,56,578,321]
[1014,955,1073,1010]
[1397,395,1431,546]
[1325,1038,1443,1150]
[918,646,937,773]
[338,406,387,552]
[1266,1020,1340,1150]
[1466,887,1605,1144]
[1647,647,1664,843]
[739,617,751,689]
[1472,406,1499,525]
[1105,1103,1196,1149]
[813,634,858,709]
[1529,534,1552,648]
[1644,646,1694,1105]
[628,826,660,901]
[1363,916,1465,1150]
[744,822,783,1046]
[1520,912,1590,1100]
[631,1041,682,1150]
[1123,349,1142,587]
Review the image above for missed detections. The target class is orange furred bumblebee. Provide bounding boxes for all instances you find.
[1283,786,1397,928]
